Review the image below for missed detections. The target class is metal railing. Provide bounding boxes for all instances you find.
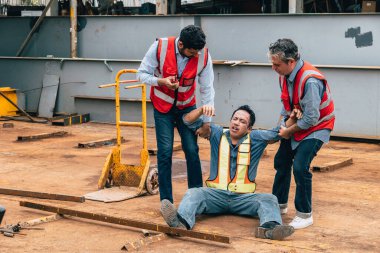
[0,0,47,6]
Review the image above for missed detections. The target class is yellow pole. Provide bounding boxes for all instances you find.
[114,70,127,148]
[142,84,147,151]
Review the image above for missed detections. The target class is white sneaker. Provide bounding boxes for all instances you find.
[280,207,288,215]
[289,216,313,229]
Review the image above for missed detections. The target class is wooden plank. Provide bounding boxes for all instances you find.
[0,188,85,203]
[312,158,353,172]
[20,201,230,244]
[149,143,182,155]
[78,137,126,148]
[2,123,14,128]
[19,214,63,228]
[121,233,168,251]
[17,131,68,141]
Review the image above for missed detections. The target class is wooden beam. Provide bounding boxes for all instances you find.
[19,214,63,228]
[78,137,125,148]
[149,143,182,155]
[121,233,168,251]
[20,201,230,244]
[312,158,353,172]
[0,188,85,203]
[17,131,68,141]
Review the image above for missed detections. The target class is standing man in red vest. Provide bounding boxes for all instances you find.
[268,39,335,229]
[137,25,215,207]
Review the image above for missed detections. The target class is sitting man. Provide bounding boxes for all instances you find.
[160,105,300,240]
[0,205,5,225]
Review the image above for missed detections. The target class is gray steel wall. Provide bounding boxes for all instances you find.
[0,14,379,138]
[0,58,379,138]
[0,14,379,65]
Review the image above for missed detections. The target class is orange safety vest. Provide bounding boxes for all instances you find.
[205,131,256,194]
[150,37,209,113]
[280,61,335,142]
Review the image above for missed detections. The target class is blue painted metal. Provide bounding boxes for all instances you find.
[0,57,379,138]
[1,14,379,65]
[0,14,379,138]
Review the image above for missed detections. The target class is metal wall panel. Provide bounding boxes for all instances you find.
[201,14,380,66]
[0,17,70,57]
[0,58,379,138]
[77,16,194,59]
[1,15,379,65]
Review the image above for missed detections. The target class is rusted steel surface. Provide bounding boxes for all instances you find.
[0,188,85,203]
[20,201,230,244]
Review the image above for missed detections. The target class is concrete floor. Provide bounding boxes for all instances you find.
[0,121,379,252]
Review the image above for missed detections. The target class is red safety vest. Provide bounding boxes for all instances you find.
[280,61,335,141]
[150,37,209,113]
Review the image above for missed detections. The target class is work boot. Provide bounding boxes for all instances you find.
[289,215,313,229]
[255,223,294,240]
[160,199,186,229]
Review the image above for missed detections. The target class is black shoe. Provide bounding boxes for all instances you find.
[255,225,294,240]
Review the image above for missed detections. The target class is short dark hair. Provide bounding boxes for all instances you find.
[269,38,300,62]
[179,25,206,50]
[231,105,256,127]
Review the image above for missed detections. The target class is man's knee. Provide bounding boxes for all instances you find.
[259,193,279,204]
[274,155,291,172]
[157,143,173,158]
[183,187,205,200]
[293,159,311,178]
[182,142,199,156]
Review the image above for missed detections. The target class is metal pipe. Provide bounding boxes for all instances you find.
[16,0,55,57]
[20,201,230,244]
[119,121,143,127]
[70,0,78,58]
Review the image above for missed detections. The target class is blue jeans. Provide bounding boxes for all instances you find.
[0,205,5,224]
[272,138,323,216]
[177,187,283,229]
[154,106,203,203]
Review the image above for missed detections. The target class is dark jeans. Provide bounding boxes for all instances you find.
[0,205,5,224]
[154,105,203,203]
[272,138,323,214]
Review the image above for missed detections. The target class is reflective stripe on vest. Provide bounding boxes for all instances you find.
[151,37,208,113]
[279,61,335,141]
[206,132,256,194]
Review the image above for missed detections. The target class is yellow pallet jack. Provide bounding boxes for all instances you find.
[85,69,159,202]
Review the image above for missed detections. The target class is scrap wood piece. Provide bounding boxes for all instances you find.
[312,157,353,172]
[0,188,85,203]
[121,233,168,251]
[78,137,126,148]
[17,131,68,141]
[20,201,230,244]
[3,123,14,128]
[19,214,63,228]
[149,143,182,155]
[51,113,90,126]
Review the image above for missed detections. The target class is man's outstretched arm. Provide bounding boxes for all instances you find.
[183,105,215,124]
